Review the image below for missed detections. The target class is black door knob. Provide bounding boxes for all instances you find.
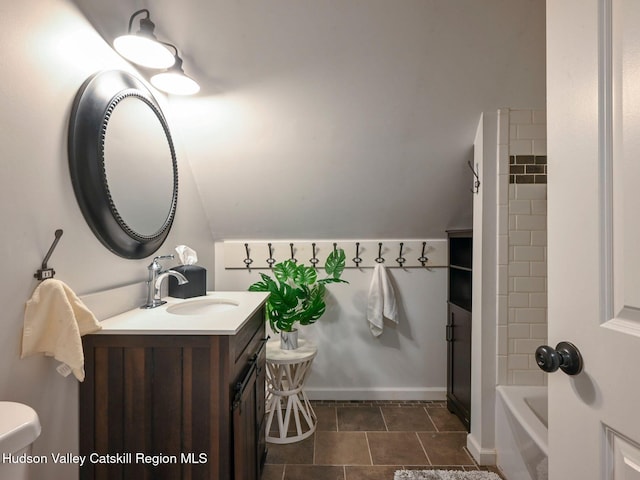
[535,341,583,376]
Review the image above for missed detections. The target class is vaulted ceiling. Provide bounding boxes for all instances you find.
[73,0,545,240]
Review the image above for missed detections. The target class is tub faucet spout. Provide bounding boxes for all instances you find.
[141,255,189,309]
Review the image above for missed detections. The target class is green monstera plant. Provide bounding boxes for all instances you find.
[248,248,349,333]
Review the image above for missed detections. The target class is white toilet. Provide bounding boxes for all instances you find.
[0,401,42,480]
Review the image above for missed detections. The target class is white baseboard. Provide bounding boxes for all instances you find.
[467,433,496,466]
[305,387,446,401]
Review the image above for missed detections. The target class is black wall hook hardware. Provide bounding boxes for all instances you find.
[290,243,297,263]
[468,160,481,194]
[333,242,337,254]
[375,242,385,263]
[266,243,275,268]
[310,243,319,266]
[243,243,253,269]
[35,229,63,280]
[396,242,406,266]
[418,241,429,267]
[353,242,363,266]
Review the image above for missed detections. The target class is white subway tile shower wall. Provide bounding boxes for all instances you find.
[507,177,547,386]
[508,109,547,156]
[496,108,548,386]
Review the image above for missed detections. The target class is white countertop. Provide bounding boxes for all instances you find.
[94,291,269,335]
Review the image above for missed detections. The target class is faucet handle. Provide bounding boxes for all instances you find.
[148,254,175,271]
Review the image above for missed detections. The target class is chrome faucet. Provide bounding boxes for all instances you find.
[141,255,189,309]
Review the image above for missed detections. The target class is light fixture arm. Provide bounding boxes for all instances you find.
[159,42,185,71]
[128,9,151,33]
[159,42,178,57]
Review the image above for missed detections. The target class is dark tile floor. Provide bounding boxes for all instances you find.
[262,400,505,480]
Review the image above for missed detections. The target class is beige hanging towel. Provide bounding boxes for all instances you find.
[22,279,101,381]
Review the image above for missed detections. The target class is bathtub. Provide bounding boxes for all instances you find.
[495,386,548,480]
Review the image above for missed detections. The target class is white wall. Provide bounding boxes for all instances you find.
[0,1,213,479]
[469,112,498,465]
[469,108,547,465]
[214,242,447,399]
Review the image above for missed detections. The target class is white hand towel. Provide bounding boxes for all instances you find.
[366,263,398,337]
[21,279,101,381]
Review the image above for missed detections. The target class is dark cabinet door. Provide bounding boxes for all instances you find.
[233,362,259,480]
[446,303,471,431]
[232,334,267,480]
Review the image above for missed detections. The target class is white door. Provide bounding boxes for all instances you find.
[547,0,640,478]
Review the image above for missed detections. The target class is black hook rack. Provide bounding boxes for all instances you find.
[396,242,406,266]
[34,229,63,281]
[418,241,429,267]
[266,243,275,268]
[243,243,253,269]
[375,242,385,263]
[353,242,363,267]
[289,243,297,263]
[310,243,319,266]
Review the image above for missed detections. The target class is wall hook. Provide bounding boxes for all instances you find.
[468,160,481,194]
[243,243,253,269]
[375,242,385,263]
[289,243,297,263]
[418,241,429,267]
[266,243,275,268]
[333,242,337,254]
[396,242,406,266]
[310,243,319,266]
[34,229,63,280]
[353,242,363,267]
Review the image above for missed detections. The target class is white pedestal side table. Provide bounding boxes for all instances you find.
[265,338,317,444]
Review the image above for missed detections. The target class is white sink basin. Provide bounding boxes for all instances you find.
[166,297,240,315]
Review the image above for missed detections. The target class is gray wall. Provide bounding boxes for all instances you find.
[165,0,546,240]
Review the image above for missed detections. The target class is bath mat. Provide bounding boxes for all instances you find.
[394,470,501,480]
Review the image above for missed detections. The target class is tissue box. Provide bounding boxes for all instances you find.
[168,265,207,298]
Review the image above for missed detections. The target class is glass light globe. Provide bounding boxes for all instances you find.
[113,35,175,69]
[151,71,200,95]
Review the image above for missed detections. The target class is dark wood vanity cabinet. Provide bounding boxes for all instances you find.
[79,309,268,480]
[446,230,472,432]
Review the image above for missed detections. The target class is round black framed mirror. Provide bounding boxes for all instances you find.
[68,70,178,259]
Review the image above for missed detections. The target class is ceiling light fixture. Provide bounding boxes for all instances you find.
[150,44,201,95]
[113,9,175,69]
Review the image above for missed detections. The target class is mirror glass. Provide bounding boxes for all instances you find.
[103,96,175,236]
[68,70,178,259]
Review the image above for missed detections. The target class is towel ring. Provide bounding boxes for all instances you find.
[375,242,385,263]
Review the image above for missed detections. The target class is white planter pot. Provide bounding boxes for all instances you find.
[280,329,299,350]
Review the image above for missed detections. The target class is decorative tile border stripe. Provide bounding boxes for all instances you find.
[509,155,547,184]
